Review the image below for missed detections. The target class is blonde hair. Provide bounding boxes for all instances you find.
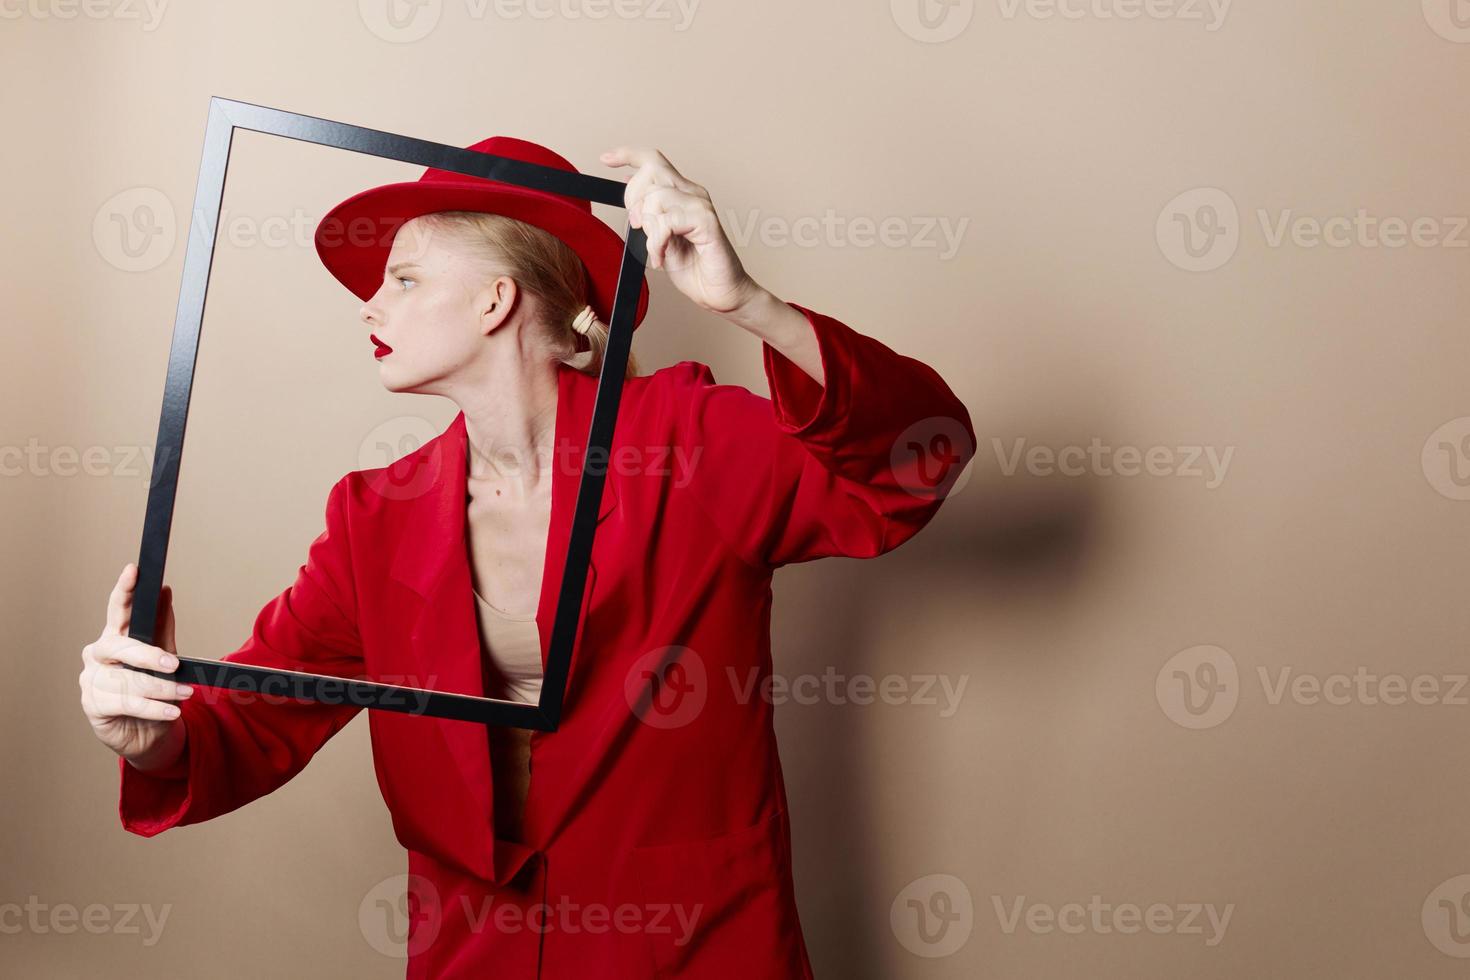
[415,210,639,379]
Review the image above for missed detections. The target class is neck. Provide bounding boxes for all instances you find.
[458,355,562,491]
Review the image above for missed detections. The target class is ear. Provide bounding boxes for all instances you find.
[477,275,518,337]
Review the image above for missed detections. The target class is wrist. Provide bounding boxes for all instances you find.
[126,718,188,775]
[721,283,801,339]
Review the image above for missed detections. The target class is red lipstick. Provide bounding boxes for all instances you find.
[371,334,392,359]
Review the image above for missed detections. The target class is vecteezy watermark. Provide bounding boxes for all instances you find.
[89,665,446,715]
[890,876,1232,955]
[0,896,172,945]
[994,0,1231,30]
[990,437,1233,489]
[625,647,971,729]
[891,0,1230,42]
[0,439,166,481]
[1256,209,1469,250]
[726,666,969,718]
[1157,187,1469,272]
[357,0,701,43]
[92,190,448,274]
[893,0,1228,41]
[0,0,169,29]
[1422,0,1470,43]
[891,874,974,958]
[991,895,1234,946]
[356,415,704,503]
[721,208,970,261]
[177,672,444,713]
[1423,874,1470,957]
[1157,645,1470,730]
[1256,667,1470,709]
[1421,417,1470,501]
[357,873,703,958]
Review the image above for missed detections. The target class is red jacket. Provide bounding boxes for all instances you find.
[118,301,975,978]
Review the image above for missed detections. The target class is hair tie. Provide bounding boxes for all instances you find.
[571,304,599,336]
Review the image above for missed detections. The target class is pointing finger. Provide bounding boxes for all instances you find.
[600,146,662,170]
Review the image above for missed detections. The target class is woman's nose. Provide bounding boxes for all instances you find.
[361,277,398,323]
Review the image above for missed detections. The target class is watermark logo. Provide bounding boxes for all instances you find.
[1422,417,1470,501]
[891,874,974,957]
[1157,187,1239,272]
[1424,874,1470,957]
[892,417,976,500]
[359,873,442,958]
[625,645,708,729]
[358,0,442,42]
[1156,645,1238,729]
[94,186,176,273]
[358,416,445,502]
[890,0,975,43]
[1422,0,1470,43]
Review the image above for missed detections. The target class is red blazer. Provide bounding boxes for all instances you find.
[117,301,975,978]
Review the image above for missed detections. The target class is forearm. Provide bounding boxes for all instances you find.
[722,283,825,386]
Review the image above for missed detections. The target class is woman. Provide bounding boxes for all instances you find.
[80,136,975,978]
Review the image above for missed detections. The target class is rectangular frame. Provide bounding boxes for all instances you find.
[127,96,646,731]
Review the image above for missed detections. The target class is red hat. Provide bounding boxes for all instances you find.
[313,135,650,328]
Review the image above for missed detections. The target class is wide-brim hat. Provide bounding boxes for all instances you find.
[313,135,650,328]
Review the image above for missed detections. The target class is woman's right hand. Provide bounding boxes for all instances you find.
[79,562,195,769]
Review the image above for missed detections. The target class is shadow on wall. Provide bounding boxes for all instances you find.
[771,409,1113,978]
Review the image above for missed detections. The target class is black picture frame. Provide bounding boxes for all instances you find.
[126,96,646,731]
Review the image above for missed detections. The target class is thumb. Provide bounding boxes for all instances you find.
[103,562,136,637]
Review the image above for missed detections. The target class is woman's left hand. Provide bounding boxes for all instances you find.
[600,146,761,316]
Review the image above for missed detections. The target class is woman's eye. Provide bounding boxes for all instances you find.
[397,276,416,289]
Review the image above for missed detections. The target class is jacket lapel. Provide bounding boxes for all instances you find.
[382,363,619,831]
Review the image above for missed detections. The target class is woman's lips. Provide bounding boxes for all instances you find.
[371,334,393,359]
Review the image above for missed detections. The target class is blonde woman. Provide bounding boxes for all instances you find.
[82,137,974,978]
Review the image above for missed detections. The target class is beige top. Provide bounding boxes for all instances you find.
[472,587,544,704]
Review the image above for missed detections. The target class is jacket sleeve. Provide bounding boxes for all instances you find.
[677,300,976,569]
[117,473,365,836]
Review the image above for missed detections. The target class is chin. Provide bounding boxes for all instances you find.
[376,365,419,394]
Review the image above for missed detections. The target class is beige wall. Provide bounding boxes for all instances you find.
[5,1,1470,976]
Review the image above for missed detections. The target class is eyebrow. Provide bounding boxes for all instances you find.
[387,262,421,274]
